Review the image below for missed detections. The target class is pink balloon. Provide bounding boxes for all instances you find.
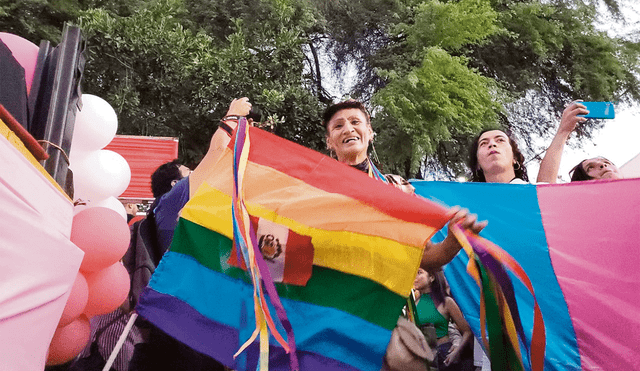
[58,272,89,327]
[0,32,39,95]
[84,262,130,317]
[71,207,130,272]
[46,315,91,366]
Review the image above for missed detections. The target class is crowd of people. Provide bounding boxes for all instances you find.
[53,97,625,371]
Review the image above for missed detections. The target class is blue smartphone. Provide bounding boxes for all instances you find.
[578,101,615,119]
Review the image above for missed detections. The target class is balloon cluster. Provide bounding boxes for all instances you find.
[47,95,132,365]
[71,94,132,218]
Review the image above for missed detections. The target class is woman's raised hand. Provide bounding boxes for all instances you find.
[558,101,588,136]
[537,100,590,183]
[446,206,487,235]
[226,97,252,118]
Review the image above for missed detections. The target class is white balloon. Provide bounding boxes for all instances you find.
[71,94,118,152]
[69,147,90,168]
[73,196,127,221]
[72,150,131,202]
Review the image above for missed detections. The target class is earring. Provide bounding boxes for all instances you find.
[329,148,336,159]
[371,141,381,163]
[513,161,521,171]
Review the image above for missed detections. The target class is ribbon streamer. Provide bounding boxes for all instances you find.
[231,118,299,371]
[451,223,545,371]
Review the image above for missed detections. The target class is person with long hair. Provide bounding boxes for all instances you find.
[535,101,607,183]
[468,101,593,184]
[413,268,472,371]
[531,101,626,183]
[323,100,487,269]
[468,129,529,184]
[569,156,623,181]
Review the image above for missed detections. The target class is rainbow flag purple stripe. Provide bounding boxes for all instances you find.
[137,127,453,371]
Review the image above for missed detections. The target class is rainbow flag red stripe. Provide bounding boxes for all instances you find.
[137,127,451,371]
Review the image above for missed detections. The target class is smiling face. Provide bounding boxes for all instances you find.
[325,108,373,165]
[582,157,622,180]
[476,130,516,182]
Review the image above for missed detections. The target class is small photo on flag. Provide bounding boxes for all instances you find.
[228,216,314,286]
[136,126,452,371]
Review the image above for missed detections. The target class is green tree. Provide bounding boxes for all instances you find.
[0,0,78,44]
[0,0,143,44]
[374,48,501,177]
[371,0,502,178]
[312,0,640,178]
[2,0,638,178]
[77,0,326,165]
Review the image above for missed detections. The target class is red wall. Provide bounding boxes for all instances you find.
[104,135,178,200]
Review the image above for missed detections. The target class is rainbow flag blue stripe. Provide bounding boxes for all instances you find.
[137,127,452,371]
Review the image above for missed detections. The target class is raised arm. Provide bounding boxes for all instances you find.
[537,101,588,183]
[189,97,252,196]
[421,206,487,270]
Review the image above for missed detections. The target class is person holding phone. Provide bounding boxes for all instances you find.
[536,101,591,183]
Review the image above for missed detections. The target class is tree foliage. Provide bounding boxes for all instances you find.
[1,0,639,178]
[374,47,501,176]
[77,0,326,165]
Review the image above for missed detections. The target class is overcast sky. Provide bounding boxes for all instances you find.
[527,1,640,181]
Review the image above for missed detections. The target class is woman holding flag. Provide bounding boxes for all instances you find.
[322,100,487,269]
[221,98,488,269]
[153,97,487,371]
[200,98,541,371]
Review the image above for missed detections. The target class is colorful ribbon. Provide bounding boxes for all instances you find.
[231,118,299,371]
[367,158,388,183]
[405,289,420,324]
[450,224,546,371]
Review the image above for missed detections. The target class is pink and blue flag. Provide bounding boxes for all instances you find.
[413,179,640,371]
[136,123,545,371]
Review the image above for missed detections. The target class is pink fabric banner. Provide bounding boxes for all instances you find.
[0,135,84,370]
[538,179,640,371]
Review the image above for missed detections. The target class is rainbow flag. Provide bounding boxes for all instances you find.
[414,180,640,371]
[136,126,451,371]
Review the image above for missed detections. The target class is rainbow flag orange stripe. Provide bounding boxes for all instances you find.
[137,127,451,371]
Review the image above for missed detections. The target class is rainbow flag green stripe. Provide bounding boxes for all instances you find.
[136,126,452,371]
[141,249,395,371]
[170,217,405,331]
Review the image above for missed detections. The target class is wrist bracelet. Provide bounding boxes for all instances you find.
[221,115,242,121]
[218,121,234,136]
